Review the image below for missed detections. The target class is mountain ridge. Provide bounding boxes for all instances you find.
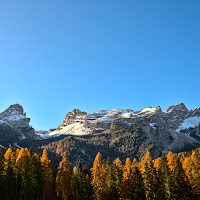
[1,103,200,166]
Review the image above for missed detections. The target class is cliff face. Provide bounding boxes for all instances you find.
[1,103,200,166]
[48,103,200,153]
[41,103,200,166]
[59,109,87,128]
[0,104,42,148]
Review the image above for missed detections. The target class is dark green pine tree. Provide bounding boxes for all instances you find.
[0,148,5,198]
[74,161,87,200]
[4,156,15,200]
[158,153,173,200]
[103,158,119,200]
[171,156,193,200]
[130,166,146,200]
[29,146,34,157]
[83,165,93,198]
[156,168,167,200]
[113,163,123,199]
[152,163,162,200]
[143,160,160,200]
[83,165,91,177]
[31,154,43,200]
[21,155,35,200]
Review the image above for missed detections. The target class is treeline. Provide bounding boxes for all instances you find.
[0,148,200,200]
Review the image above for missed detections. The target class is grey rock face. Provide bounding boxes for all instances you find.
[49,103,200,155]
[164,103,189,130]
[1,103,200,166]
[0,104,42,148]
[0,104,30,127]
[59,109,87,129]
[191,107,200,117]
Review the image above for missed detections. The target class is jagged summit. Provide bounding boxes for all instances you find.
[0,103,200,166]
[0,104,28,125]
[45,103,200,154]
[4,104,23,114]
[48,103,200,137]
[165,103,188,113]
[7,104,24,114]
[43,103,200,166]
[59,109,87,128]
[0,104,42,148]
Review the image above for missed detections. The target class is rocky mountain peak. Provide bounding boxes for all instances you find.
[6,104,24,115]
[164,103,189,130]
[165,103,188,114]
[178,102,188,110]
[0,103,36,142]
[1,102,200,166]
[71,109,87,116]
[0,104,41,148]
[191,107,200,117]
[0,104,29,125]
[59,109,87,128]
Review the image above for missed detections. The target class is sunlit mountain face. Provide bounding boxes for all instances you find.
[0,103,200,166]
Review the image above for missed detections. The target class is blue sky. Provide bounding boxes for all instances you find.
[0,0,200,130]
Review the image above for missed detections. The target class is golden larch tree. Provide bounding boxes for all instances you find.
[122,157,133,198]
[56,152,73,200]
[113,157,123,171]
[190,150,200,196]
[167,151,175,171]
[140,151,153,173]
[132,158,139,166]
[41,149,53,200]
[91,152,105,200]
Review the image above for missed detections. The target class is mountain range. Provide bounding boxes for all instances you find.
[0,103,200,166]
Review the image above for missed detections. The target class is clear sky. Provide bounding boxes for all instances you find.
[0,0,200,130]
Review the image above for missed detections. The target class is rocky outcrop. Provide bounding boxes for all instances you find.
[1,103,200,166]
[0,104,43,148]
[0,104,30,127]
[59,109,87,128]
[164,103,189,130]
[48,103,200,156]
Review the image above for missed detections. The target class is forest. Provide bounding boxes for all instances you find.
[0,147,200,200]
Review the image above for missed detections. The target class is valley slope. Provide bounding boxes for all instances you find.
[1,103,200,166]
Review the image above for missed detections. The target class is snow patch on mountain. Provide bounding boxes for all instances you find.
[149,123,156,129]
[120,112,140,118]
[88,109,122,123]
[87,109,140,123]
[49,123,91,136]
[176,116,200,132]
[136,107,159,116]
[35,131,52,139]
[14,143,22,149]
[5,114,25,122]
[0,144,7,149]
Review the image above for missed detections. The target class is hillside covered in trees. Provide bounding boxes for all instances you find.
[0,147,200,200]
[1,103,200,169]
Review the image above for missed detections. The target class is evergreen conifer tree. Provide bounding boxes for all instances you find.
[4,156,15,200]
[143,160,159,200]
[130,166,146,200]
[74,161,87,200]
[103,158,119,200]
[41,149,54,200]
[158,153,173,200]
[172,155,193,199]
[91,152,105,200]
[0,148,5,198]
[31,153,43,200]
[190,150,200,197]
[56,152,73,200]
[122,157,133,199]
